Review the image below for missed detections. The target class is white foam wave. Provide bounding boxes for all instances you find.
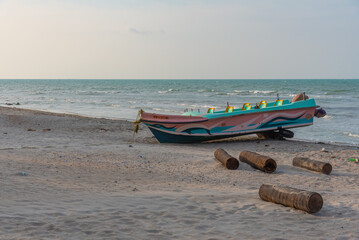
[200,105,219,108]
[157,88,178,94]
[249,90,275,94]
[323,115,333,119]
[30,91,46,95]
[343,132,359,138]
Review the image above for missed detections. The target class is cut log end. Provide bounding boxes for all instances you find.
[308,193,324,213]
[264,159,277,173]
[214,148,239,170]
[226,158,239,170]
[239,151,277,173]
[322,163,332,175]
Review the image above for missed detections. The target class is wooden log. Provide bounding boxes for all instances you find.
[293,157,332,175]
[239,151,276,173]
[259,184,323,213]
[214,148,239,170]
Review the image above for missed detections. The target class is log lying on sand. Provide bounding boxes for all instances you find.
[259,184,323,213]
[239,151,276,173]
[293,157,332,175]
[214,148,239,170]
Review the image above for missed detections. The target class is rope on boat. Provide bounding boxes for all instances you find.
[131,109,143,143]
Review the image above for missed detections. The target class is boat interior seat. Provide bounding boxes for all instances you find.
[242,103,251,110]
[207,108,215,114]
[259,100,267,109]
[225,106,234,113]
[274,100,283,106]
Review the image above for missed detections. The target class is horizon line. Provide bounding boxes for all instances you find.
[1,78,359,80]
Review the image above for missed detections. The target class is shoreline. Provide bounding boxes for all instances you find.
[1,105,357,147]
[0,105,133,121]
[1,105,358,239]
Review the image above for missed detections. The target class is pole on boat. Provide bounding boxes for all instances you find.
[214,149,239,170]
[131,109,143,143]
[239,151,277,173]
[259,184,323,213]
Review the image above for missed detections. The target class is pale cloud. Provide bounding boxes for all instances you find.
[130,28,151,36]
[0,0,358,79]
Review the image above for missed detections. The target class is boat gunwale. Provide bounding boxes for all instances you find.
[141,106,316,124]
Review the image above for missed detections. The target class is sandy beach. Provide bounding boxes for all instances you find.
[1,106,358,239]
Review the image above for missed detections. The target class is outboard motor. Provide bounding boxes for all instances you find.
[315,108,326,118]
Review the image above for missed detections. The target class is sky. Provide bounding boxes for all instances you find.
[0,0,358,79]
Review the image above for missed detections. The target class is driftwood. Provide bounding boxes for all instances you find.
[214,148,239,170]
[239,151,276,173]
[293,157,332,175]
[259,184,323,213]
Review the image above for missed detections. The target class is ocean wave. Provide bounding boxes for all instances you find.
[215,92,241,96]
[151,107,181,113]
[216,90,277,95]
[249,90,276,94]
[76,90,109,95]
[176,103,218,109]
[157,88,180,94]
[343,132,359,138]
[325,89,349,95]
[152,107,169,112]
[197,89,215,93]
[215,92,228,96]
[30,91,46,95]
[323,115,333,119]
[233,90,246,93]
[200,105,219,108]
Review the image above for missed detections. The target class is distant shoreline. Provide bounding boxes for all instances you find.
[1,78,359,81]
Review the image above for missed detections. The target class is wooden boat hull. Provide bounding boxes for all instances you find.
[141,99,317,143]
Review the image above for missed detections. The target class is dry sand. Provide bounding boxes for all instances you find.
[0,106,358,239]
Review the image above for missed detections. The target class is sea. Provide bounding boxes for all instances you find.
[0,79,358,146]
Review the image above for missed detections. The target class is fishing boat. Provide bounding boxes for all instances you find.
[138,93,326,143]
